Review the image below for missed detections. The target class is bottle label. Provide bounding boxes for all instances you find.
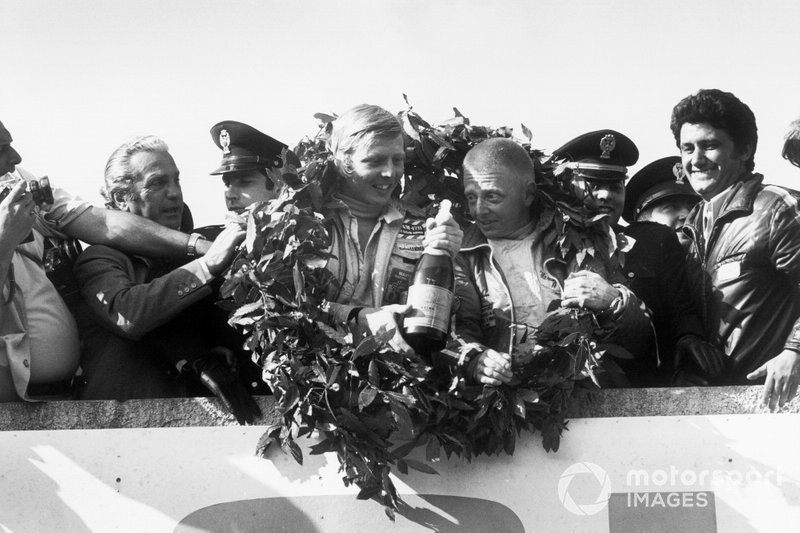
[384,266,413,304]
[405,284,453,333]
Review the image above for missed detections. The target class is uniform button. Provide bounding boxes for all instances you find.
[23,359,30,368]
[190,282,198,289]
[178,290,184,296]
[627,272,635,278]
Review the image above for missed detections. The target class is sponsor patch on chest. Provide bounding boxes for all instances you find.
[384,266,413,305]
[395,221,426,252]
[716,261,741,281]
[400,221,426,237]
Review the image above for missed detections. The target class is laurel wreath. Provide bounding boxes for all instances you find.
[220,99,630,519]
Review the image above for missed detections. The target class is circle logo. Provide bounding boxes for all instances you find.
[558,462,612,516]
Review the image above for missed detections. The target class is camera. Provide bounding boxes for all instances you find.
[1,174,55,244]
[0,174,54,206]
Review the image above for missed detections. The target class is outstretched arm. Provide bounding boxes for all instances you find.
[63,206,212,258]
[74,224,244,339]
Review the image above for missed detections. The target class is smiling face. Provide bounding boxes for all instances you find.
[336,133,404,208]
[121,150,183,229]
[464,164,535,239]
[584,179,625,226]
[223,170,278,213]
[679,122,750,201]
[0,121,22,177]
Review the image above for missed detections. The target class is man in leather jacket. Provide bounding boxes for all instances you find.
[672,89,800,410]
[453,138,653,386]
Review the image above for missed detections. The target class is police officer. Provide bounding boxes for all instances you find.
[201,121,288,397]
[623,156,701,250]
[210,120,288,215]
[553,131,724,385]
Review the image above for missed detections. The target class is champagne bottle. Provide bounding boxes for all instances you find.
[403,200,455,355]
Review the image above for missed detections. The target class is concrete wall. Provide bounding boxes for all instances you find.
[1,386,796,431]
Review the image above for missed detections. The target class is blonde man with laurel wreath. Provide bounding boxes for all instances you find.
[319,104,463,354]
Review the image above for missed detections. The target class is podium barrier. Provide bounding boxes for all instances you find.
[0,387,797,532]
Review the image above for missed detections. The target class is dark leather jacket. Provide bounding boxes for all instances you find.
[682,173,800,383]
[453,215,653,361]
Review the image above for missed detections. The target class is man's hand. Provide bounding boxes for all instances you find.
[747,349,800,411]
[561,270,620,312]
[0,180,36,250]
[187,348,262,425]
[359,304,414,355]
[472,348,513,386]
[422,209,463,259]
[199,223,245,275]
[675,335,726,379]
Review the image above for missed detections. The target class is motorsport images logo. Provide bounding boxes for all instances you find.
[558,462,612,516]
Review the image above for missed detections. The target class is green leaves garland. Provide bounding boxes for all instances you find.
[220,100,631,519]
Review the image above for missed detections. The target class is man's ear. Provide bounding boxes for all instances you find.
[738,143,753,163]
[112,191,130,211]
[523,182,536,207]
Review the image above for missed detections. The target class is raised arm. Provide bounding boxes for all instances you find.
[62,206,211,258]
[0,181,36,289]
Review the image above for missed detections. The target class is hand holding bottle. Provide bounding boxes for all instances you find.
[422,200,463,259]
[403,200,458,356]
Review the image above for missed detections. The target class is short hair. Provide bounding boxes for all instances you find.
[670,89,758,171]
[103,135,170,208]
[327,104,403,176]
[782,117,800,168]
[463,137,536,190]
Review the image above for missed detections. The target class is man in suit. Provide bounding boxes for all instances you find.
[74,135,260,423]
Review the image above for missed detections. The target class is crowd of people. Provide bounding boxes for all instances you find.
[1,88,798,423]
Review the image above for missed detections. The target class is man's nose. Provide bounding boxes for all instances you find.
[593,187,611,200]
[473,197,488,216]
[691,148,707,167]
[381,160,399,178]
[166,180,182,198]
[10,147,21,166]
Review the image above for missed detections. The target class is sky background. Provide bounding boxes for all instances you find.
[3,0,799,226]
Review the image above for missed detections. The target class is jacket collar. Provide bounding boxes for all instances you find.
[461,223,490,251]
[461,204,556,252]
[325,195,407,224]
[707,172,763,220]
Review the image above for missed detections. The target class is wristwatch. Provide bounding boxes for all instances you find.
[186,233,203,257]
